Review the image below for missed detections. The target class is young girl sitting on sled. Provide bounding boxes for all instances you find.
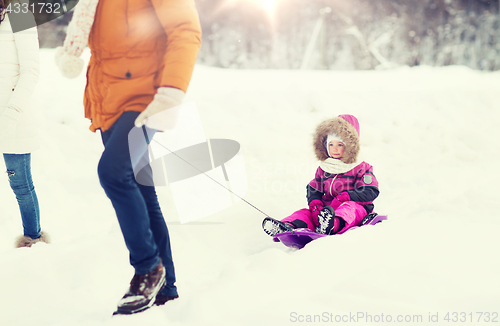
[262,114,379,236]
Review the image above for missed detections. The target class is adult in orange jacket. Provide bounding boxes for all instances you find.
[56,0,201,315]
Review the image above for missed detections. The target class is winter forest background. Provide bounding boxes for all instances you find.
[37,0,500,71]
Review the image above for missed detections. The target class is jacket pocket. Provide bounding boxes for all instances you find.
[100,60,157,115]
[101,56,159,81]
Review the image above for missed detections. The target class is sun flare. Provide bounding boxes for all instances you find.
[226,0,281,15]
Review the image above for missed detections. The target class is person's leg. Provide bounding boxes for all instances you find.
[97,111,160,275]
[99,112,174,313]
[334,201,367,234]
[262,208,315,236]
[280,208,315,230]
[137,182,178,297]
[4,153,41,239]
[316,206,345,235]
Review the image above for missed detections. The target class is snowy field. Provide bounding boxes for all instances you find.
[0,48,499,326]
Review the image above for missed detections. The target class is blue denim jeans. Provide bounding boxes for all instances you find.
[98,111,177,297]
[3,153,41,239]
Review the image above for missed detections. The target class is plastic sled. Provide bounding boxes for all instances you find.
[272,213,387,250]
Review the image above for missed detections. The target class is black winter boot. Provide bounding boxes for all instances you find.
[315,206,338,235]
[154,294,179,306]
[114,262,166,315]
[262,217,294,236]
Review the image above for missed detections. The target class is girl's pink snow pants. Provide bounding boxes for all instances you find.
[280,201,367,234]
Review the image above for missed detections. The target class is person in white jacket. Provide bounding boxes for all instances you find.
[0,1,48,247]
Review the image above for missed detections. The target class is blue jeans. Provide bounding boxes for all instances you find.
[3,153,41,239]
[97,111,177,297]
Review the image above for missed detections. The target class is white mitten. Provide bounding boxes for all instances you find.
[134,87,185,131]
[55,46,85,79]
[0,106,22,138]
[55,0,99,78]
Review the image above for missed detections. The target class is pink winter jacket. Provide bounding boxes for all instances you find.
[307,162,379,214]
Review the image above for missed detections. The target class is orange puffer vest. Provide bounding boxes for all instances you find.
[85,0,201,132]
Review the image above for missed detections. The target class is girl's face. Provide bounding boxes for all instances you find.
[328,141,345,159]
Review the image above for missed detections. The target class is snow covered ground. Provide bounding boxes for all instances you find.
[1,49,499,326]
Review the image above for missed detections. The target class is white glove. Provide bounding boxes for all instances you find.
[134,87,185,131]
[55,46,85,79]
[0,106,22,138]
[55,0,100,78]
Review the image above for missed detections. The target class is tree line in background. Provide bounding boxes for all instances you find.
[38,0,500,70]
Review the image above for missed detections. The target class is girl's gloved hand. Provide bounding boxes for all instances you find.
[309,199,324,221]
[134,87,185,131]
[331,191,350,209]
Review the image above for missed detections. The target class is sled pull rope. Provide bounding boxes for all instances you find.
[150,138,271,218]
